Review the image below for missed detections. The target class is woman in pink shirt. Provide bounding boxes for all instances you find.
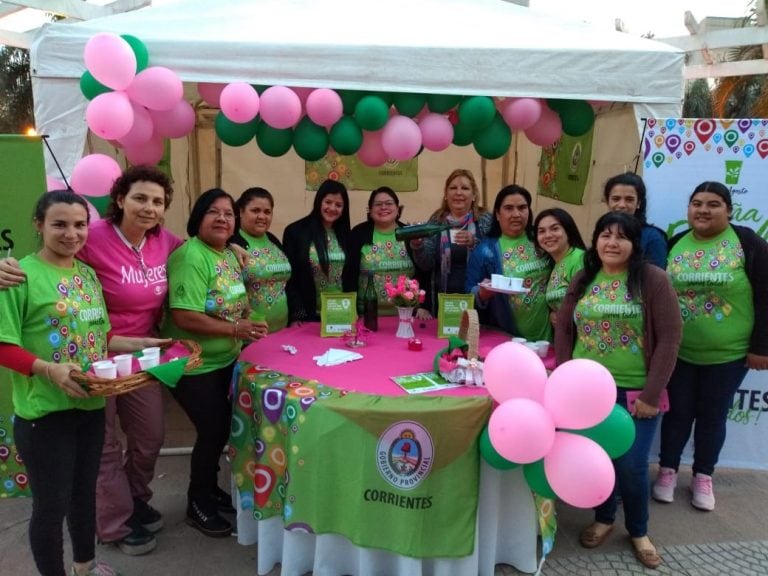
[0,166,183,556]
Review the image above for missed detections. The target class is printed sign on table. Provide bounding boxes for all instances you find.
[437,294,474,338]
[320,292,357,337]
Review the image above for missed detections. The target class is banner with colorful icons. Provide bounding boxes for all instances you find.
[644,118,768,471]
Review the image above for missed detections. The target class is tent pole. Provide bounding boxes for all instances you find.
[215,134,222,189]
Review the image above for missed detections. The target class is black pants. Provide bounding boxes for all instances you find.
[170,363,234,511]
[15,408,105,576]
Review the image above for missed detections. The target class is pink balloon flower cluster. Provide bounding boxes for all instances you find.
[482,342,633,509]
[82,33,194,166]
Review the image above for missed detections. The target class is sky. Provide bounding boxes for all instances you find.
[528,0,752,38]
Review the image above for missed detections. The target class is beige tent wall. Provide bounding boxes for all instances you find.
[89,103,641,245]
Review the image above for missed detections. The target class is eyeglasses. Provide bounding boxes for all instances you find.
[372,201,397,208]
[204,209,236,220]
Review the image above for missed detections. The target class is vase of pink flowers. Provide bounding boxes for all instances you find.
[384,275,426,339]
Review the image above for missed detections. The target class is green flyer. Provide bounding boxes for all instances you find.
[437,294,474,338]
[320,292,357,337]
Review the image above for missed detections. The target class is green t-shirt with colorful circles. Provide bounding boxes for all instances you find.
[0,254,109,419]
[241,231,291,333]
[667,227,753,364]
[359,229,415,316]
[546,247,585,312]
[163,237,248,373]
[573,270,646,389]
[309,229,345,312]
[499,234,553,341]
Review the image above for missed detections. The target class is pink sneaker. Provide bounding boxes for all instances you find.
[691,473,715,511]
[652,467,677,503]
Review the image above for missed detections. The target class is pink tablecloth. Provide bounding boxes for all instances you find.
[239,317,554,397]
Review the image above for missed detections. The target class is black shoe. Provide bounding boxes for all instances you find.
[186,500,232,538]
[210,486,236,514]
[99,522,157,556]
[132,498,164,533]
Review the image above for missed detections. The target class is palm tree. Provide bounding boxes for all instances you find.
[683,79,714,118]
[0,45,34,133]
[712,0,768,118]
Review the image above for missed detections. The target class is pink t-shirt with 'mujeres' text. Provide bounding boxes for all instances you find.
[77,219,184,337]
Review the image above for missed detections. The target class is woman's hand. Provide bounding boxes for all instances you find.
[140,337,174,350]
[632,397,659,419]
[478,279,493,302]
[415,307,432,321]
[0,257,26,289]
[746,353,768,370]
[48,362,90,399]
[452,229,475,247]
[409,238,424,250]
[234,319,269,341]
[229,244,250,268]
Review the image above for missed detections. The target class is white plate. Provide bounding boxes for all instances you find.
[479,280,529,295]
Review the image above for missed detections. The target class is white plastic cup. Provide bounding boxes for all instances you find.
[93,360,117,379]
[511,337,527,344]
[142,347,161,359]
[449,228,460,243]
[535,340,550,358]
[138,355,159,371]
[113,354,133,377]
[508,277,525,291]
[524,342,538,354]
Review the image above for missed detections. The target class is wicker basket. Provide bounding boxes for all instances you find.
[436,309,484,386]
[71,339,202,397]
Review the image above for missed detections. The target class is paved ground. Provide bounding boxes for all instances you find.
[1,395,766,575]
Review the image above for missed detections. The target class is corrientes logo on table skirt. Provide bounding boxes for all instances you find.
[376,420,434,490]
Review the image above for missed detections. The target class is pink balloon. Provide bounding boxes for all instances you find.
[357,130,388,167]
[524,107,562,147]
[419,113,453,151]
[220,82,260,124]
[306,89,343,128]
[197,82,226,107]
[83,33,136,91]
[46,176,67,191]
[260,86,302,129]
[501,98,543,131]
[118,103,154,148]
[86,91,134,140]
[544,359,616,429]
[126,67,184,111]
[124,135,165,166]
[70,154,122,198]
[544,432,615,508]
[488,398,556,464]
[85,199,102,223]
[484,342,548,404]
[381,115,422,161]
[151,99,196,138]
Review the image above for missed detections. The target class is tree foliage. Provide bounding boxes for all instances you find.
[0,46,34,133]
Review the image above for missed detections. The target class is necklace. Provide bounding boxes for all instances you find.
[113,224,149,279]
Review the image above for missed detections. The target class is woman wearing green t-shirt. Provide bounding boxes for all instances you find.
[466,185,552,341]
[654,182,768,511]
[0,190,168,576]
[343,187,431,318]
[233,187,291,333]
[555,212,681,569]
[533,208,586,326]
[283,180,350,323]
[163,189,268,539]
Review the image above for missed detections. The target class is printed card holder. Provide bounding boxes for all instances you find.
[626,389,670,413]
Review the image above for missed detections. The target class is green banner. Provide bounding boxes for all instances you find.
[538,128,594,205]
[0,135,47,499]
[230,364,492,557]
[306,152,418,192]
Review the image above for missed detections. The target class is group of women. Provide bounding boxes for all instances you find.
[0,165,765,575]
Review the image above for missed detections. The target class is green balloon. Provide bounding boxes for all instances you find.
[329,116,363,155]
[215,112,258,147]
[458,96,496,131]
[427,93,461,113]
[569,404,636,459]
[523,459,557,499]
[452,120,477,147]
[354,95,390,131]
[546,98,567,113]
[479,427,519,471]
[252,85,269,95]
[370,91,394,106]
[293,117,329,161]
[120,34,149,72]
[558,100,595,137]
[80,71,111,100]
[339,89,365,115]
[81,194,110,218]
[393,92,427,117]
[256,122,293,157]
[473,113,512,159]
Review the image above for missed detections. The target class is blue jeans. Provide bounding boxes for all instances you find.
[594,389,658,538]
[658,357,748,476]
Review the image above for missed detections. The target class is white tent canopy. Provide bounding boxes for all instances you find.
[30,0,684,175]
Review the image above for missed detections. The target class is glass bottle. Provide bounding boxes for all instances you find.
[363,270,378,332]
